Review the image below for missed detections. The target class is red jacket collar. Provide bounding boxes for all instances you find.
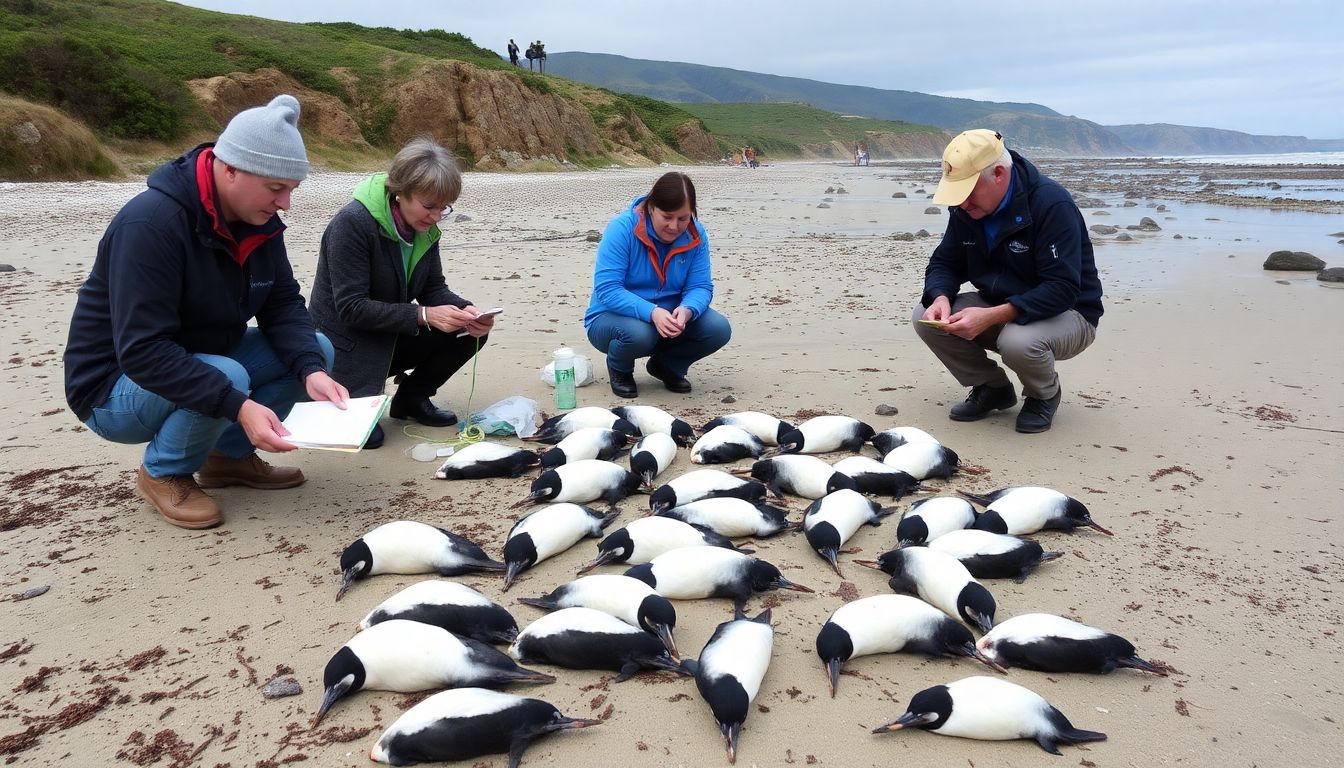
[195,148,284,266]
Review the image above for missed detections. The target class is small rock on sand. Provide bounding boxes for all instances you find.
[585,230,602,242]
[262,677,303,698]
[16,585,50,600]
[721,394,737,404]
[1318,267,1344,285]
[924,206,942,214]
[0,264,14,272]
[891,192,906,198]
[1264,251,1325,271]
[874,404,899,416]
[817,203,831,209]
[1116,232,1134,242]
[1090,225,1118,235]
[891,232,914,242]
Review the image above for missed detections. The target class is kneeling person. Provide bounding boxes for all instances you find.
[64,95,348,529]
[914,129,1103,433]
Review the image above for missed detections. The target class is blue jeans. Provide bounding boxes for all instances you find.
[586,308,731,377]
[83,329,335,477]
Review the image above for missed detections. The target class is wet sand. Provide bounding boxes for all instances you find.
[1,160,1342,767]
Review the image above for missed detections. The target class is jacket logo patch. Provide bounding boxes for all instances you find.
[1007,240,1030,254]
[961,240,978,246]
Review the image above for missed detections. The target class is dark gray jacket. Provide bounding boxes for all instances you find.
[310,190,470,397]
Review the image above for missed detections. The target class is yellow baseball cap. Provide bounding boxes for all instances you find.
[932,129,1005,206]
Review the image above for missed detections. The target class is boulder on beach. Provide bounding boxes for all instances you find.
[891,232,914,241]
[1073,196,1107,208]
[1263,251,1325,271]
[1090,224,1119,235]
[1116,232,1134,242]
[924,206,943,214]
[1122,201,1138,207]
[891,192,906,198]
[1126,217,1162,232]
[1315,267,1343,284]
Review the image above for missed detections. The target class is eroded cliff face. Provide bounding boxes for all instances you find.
[186,68,369,149]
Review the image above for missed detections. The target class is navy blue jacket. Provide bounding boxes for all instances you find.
[922,152,1103,328]
[64,144,325,423]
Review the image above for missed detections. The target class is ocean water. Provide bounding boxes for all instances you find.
[1153,151,1344,166]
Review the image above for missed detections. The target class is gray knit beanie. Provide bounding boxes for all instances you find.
[213,94,309,181]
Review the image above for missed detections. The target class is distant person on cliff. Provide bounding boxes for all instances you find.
[63,95,348,529]
[584,171,731,398]
[508,39,520,66]
[913,129,1103,433]
[310,138,495,450]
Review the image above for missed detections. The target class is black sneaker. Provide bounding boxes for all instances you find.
[363,423,385,450]
[389,396,458,427]
[949,383,1017,421]
[609,367,638,399]
[1016,388,1062,433]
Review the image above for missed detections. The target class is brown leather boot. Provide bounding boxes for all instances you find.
[196,451,306,490]
[135,465,222,529]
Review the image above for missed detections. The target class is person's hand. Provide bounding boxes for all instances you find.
[944,304,1014,341]
[305,371,349,408]
[651,307,684,338]
[425,304,478,333]
[238,400,296,453]
[922,296,952,324]
[461,306,496,338]
[671,306,692,328]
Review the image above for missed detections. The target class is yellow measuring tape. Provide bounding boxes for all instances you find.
[400,334,487,448]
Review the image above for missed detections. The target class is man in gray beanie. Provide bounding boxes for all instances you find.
[64,94,351,530]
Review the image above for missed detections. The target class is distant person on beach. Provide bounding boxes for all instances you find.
[310,138,494,450]
[508,39,520,66]
[913,129,1103,433]
[63,95,348,530]
[583,171,731,398]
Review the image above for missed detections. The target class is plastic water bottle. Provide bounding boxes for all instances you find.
[553,347,577,411]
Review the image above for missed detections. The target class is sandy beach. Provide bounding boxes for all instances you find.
[2,158,1342,767]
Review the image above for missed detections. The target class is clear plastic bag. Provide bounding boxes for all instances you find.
[464,396,539,438]
[540,353,595,387]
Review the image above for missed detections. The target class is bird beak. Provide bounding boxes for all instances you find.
[961,642,1007,673]
[652,623,679,661]
[546,716,604,732]
[1086,519,1114,536]
[727,467,752,477]
[722,721,740,764]
[773,577,814,594]
[852,559,881,570]
[871,711,937,733]
[313,676,354,727]
[826,657,843,698]
[640,473,657,492]
[510,493,543,509]
[818,548,843,577]
[508,667,557,685]
[966,609,994,634]
[576,550,618,574]
[503,561,527,591]
[335,565,361,602]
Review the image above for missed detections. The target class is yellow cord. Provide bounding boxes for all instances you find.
[401,334,487,448]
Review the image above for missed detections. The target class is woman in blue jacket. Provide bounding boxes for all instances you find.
[584,172,731,398]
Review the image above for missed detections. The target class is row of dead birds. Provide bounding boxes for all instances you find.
[319,405,1164,765]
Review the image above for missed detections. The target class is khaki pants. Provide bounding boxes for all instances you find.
[912,292,1096,400]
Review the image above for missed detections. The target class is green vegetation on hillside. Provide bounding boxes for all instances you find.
[0,0,510,142]
[680,102,933,156]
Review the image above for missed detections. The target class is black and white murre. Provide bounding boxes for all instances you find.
[368,688,601,767]
[926,529,1064,582]
[691,424,766,464]
[648,469,770,515]
[523,407,637,444]
[315,619,554,725]
[356,580,518,643]
[611,404,696,446]
[685,607,773,764]
[802,488,895,576]
[511,459,642,509]
[623,546,813,609]
[509,606,688,681]
[881,440,960,480]
[337,521,505,601]
[743,454,858,499]
[871,426,941,456]
[776,415,875,455]
[977,613,1169,675]
[831,455,922,499]
[502,503,619,590]
[962,486,1114,536]
[660,496,792,539]
[434,442,540,480]
[896,496,977,546]
[538,427,630,470]
[871,675,1108,755]
[815,594,1004,697]
[630,432,678,489]
[579,516,752,573]
[701,411,795,446]
[517,573,679,658]
[857,546,997,633]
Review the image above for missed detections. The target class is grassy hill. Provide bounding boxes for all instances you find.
[680,102,938,156]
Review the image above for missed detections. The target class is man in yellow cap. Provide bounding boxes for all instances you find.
[912,129,1103,433]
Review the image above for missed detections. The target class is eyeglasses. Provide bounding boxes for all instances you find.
[407,196,454,221]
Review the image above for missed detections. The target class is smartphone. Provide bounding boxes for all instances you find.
[917,319,948,328]
[457,307,503,336]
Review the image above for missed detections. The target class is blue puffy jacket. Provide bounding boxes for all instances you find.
[583,196,713,327]
[922,152,1103,328]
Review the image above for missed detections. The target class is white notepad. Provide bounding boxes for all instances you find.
[280,395,389,452]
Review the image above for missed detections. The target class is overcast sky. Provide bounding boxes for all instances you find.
[180,0,1343,139]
